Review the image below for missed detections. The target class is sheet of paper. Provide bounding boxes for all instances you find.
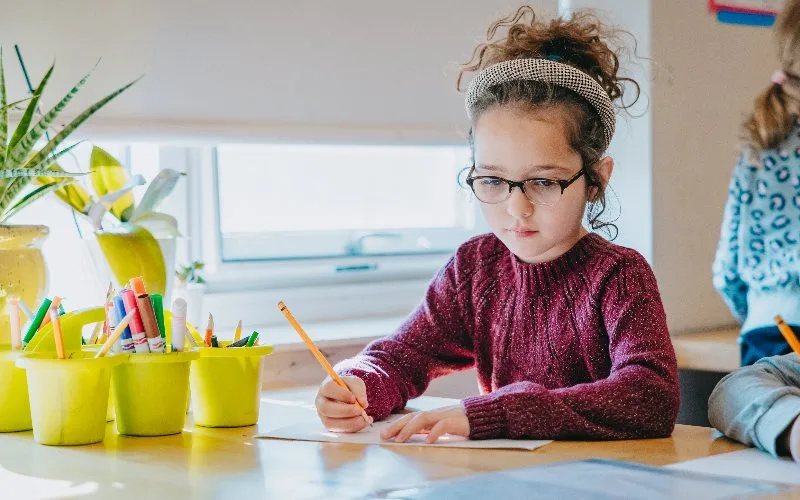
[367,459,790,499]
[255,400,552,451]
[667,448,800,485]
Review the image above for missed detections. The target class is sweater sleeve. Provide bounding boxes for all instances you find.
[709,354,800,457]
[462,256,680,440]
[334,257,474,421]
[712,153,751,323]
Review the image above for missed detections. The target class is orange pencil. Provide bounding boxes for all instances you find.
[204,313,214,347]
[38,296,62,331]
[50,306,65,360]
[278,301,370,425]
[775,315,800,355]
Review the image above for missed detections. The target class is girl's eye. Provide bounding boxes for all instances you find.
[478,178,504,187]
[530,179,556,188]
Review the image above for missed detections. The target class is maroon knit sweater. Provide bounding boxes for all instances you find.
[335,233,680,440]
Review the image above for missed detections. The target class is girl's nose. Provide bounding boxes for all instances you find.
[505,187,534,219]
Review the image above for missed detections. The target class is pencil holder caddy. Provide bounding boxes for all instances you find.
[16,351,121,446]
[112,350,199,436]
[190,344,273,427]
[0,346,31,432]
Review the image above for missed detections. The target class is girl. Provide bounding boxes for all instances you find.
[712,0,800,366]
[316,6,680,443]
[709,0,800,460]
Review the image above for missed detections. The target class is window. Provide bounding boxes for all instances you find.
[214,144,478,262]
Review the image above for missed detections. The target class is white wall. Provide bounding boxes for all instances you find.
[0,0,556,143]
[559,0,653,262]
[651,0,779,333]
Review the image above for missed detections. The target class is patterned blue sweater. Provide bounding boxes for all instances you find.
[713,122,800,332]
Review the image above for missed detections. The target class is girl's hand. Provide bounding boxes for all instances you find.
[315,375,373,433]
[787,416,800,462]
[380,405,470,444]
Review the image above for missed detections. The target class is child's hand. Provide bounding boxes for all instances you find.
[315,375,373,433]
[380,405,470,444]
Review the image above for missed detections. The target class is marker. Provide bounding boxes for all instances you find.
[113,294,135,353]
[136,292,165,353]
[246,331,259,347]
[210,335,219,348]
[171,298,187,352]
[22,298,51,350]
[121,289,150,353]
[151,294,166,339]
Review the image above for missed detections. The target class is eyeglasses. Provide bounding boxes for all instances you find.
[465,167,585,206]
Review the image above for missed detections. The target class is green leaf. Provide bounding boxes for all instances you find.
[0,179,73,224]
[7,62,77,168]
[0,48,7,168]
[22,76,140,177]
[9,63,54,150]
[0,177,31,215]
[0,168,84,179]
[132,168,184,218]
[24,141,82,171]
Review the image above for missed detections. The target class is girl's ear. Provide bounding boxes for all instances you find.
[588,157,614,201]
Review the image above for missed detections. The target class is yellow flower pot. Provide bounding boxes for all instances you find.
[0,225,49,346]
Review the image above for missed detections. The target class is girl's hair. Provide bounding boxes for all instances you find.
[457,6,639,239]
[744,0,800,151]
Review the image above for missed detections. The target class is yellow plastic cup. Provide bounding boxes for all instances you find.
[0,346,32,432]
[82,344,116,422]
[113,350,199,436]
[190,344,273,427]
[16,352,121,446]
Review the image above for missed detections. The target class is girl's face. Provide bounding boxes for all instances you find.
[472,106,612,264]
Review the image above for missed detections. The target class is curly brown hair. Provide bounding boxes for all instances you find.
[744,0,800,151]
[458,6,639,239]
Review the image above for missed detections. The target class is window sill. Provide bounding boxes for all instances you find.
[250,315,405,353]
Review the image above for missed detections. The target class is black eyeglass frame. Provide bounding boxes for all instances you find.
[465,166,586,206]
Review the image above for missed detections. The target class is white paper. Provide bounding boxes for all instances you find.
[256,407,552,451]
[667,448,800,485]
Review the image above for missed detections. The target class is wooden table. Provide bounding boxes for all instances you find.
[0,388,749,499]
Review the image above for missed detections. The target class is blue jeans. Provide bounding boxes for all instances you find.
[740,325,796,366]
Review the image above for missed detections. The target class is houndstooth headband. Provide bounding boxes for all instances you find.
[465,58,616,151]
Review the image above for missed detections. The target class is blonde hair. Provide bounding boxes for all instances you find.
[744,0,800,150]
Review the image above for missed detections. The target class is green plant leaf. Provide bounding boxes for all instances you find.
[36,164,93,214]
[90,145,135,221]
[0,48,7,168]
[0,177,31,215]
[7,62,81,168]
[132,168,184,218]
[20,140,81,171]
[17,76,140,173]
[0,179,73,224]
[8,63,55,151]
[0,168,84,179]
